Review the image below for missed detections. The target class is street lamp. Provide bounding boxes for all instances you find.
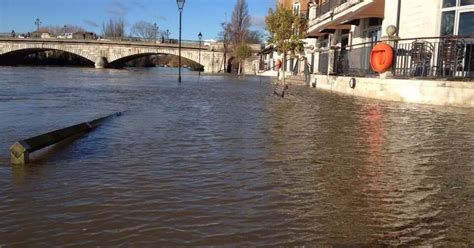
[153,23,158,43]
[198,32,202,76]
[35,18,41,37]
[63,25,67,35]
[177,0,185,83]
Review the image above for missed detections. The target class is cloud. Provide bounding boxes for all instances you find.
[249,16,265,27]
[107,0,127,17]
[131,0,145,9]
[83,19,99,28]
[155,15,167,21]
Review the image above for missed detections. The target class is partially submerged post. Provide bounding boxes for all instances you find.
[10,112,123,165]
[274,85,288,98]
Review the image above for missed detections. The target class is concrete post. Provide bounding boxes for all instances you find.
[10,141,30,165]
[10,112,122,165]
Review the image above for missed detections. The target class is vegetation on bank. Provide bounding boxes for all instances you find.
[265,3,307,83]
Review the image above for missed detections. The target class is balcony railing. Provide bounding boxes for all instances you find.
[320,36,474,79]
[315,0,349,18]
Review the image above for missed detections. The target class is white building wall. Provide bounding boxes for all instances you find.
[382,0,442,39]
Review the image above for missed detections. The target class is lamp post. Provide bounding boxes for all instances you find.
[198,32,202,76]
[153,23,158,43]
[177,0,185,83]
[35,18,41,37]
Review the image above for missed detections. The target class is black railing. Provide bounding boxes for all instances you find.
[330,36,474,79]
[392,36,473,78]
[316,0,349,17]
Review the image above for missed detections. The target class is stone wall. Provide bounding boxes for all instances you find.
[312,74,474,108]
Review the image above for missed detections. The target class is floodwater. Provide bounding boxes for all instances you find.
[0,66,473,246]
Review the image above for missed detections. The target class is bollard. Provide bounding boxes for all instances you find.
[10,112,123,165]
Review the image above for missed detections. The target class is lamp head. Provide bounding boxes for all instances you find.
[177,0,185,10]
[198,32,202,39]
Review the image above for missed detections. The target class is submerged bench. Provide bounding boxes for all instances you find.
[10,112,123,165]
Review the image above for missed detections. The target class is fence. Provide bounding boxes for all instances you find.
[327,36,474,79]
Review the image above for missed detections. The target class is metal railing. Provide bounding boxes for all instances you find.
[0,34,206,48]
[392,36,473,78]
[328,36,474,79]
[315,0,349,17]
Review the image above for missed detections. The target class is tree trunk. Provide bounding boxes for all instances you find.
[282,54,286,85]
[238,62,242,75]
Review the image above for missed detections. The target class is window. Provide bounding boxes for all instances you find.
[362,18,381,43]
[461,0,474,6]
[318,34,329,48]
[459,11,474,35]
[441,0,474,36]
[293,2,300,16]
[441,11,455,35]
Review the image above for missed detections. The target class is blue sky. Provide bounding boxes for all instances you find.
[0,0,275,41]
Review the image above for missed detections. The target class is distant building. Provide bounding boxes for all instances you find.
[72,32,97,40]
[41,33,52,39]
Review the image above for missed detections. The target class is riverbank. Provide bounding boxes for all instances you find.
[262,72,474,107]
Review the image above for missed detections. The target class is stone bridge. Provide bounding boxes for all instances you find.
[0,38,226,72]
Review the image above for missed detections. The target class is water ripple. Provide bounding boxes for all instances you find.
[0,67,473,246]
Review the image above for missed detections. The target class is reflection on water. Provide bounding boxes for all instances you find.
[0,66,473,246]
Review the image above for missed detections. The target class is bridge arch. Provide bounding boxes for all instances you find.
[0,47,95,66]
[108,51,206,68]
[108,49,203,65]
[0,45,96,63]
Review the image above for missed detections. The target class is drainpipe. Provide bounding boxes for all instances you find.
[396,0,401,35]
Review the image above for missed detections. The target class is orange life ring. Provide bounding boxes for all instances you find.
[275,59,282,70]
[370,43,394,73]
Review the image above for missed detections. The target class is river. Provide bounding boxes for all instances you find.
[0,66,473,246]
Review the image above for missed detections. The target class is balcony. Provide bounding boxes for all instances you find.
[307,0,384,36]
[316,0,348,17]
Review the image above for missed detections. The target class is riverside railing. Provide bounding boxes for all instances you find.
[328,36,474,79]
[391,36,473,78]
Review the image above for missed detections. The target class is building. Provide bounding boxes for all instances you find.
[259,0,318,78]
[306,0,473,79]
[261,0,474,107]
[278,0,312,17]
[72,32,97,40]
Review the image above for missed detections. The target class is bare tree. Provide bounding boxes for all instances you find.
[102,18,125,39]
[229,0,251,46]
[130,21,158,41]
[247,30,263,44]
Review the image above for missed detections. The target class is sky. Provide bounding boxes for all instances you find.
[0,0,275,41]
